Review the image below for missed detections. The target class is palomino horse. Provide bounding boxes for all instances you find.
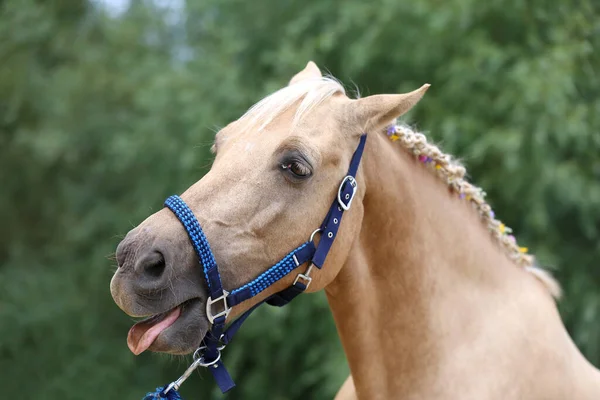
[111,62,600,399]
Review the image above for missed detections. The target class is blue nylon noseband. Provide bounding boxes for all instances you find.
[149,134,367,398]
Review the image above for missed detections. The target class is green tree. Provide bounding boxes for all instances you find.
[1,0,598,399]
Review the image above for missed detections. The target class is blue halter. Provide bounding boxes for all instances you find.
[146,134,367,398]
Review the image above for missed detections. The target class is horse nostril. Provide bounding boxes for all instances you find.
[142,251,167,279]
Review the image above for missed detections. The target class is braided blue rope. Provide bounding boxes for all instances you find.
[231,242,310,298]
[143,385,183,400]
[164,195,220,290]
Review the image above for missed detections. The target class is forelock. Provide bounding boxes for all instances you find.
[239,76,345,132]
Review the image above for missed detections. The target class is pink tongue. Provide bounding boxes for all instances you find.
[127,307,181,355]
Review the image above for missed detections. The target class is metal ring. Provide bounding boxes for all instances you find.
[197,350,221,367]
[193,346,206,360]
[309,228,322,242]
[193,347,222,367]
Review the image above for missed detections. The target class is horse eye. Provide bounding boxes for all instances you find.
[281,161,312,178]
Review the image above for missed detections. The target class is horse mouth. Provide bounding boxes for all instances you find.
[127,298,206,355]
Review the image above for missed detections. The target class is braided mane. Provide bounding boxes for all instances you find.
[388,124,561,299]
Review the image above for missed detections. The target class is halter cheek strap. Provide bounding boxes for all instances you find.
[153,134,367,397]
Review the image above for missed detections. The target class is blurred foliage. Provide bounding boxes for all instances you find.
[1,0,599,398]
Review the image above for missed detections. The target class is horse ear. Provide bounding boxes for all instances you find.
[289,61,322,85]
[350,84,430,133]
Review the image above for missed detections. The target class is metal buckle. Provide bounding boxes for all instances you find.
[337,175,357,211]
[206,290,230,324]
[293,263,314,289]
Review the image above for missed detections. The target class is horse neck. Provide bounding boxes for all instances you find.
[325,130,567,398]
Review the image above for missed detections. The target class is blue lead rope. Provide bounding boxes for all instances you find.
[147,134,367,399]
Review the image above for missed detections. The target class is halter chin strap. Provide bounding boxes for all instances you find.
[160,134,367,396]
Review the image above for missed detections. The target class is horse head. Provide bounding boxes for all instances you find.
[110,62,428,356]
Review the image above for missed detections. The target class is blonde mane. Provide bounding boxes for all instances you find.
[388,124,561,299]
[239,77,345,132]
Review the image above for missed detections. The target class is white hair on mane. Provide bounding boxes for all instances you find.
[239,77,345,132]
